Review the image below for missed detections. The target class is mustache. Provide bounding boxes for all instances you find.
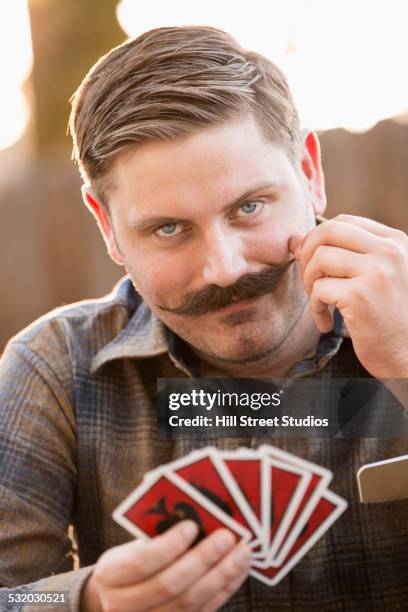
[158,257,296,317]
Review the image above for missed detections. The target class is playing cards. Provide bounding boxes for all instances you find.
[113,444,347,586]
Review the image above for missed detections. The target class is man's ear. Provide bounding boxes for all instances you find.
[300,131,327,217]
[81,186,125,266]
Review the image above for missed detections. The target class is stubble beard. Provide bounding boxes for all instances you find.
[191,292,308,365]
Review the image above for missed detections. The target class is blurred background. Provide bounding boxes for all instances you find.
[1,0,407,351]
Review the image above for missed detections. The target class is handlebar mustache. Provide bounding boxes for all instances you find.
[159,257,296,316]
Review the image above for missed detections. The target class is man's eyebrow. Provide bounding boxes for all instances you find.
[222,179,281,212]
[128,179,280,232]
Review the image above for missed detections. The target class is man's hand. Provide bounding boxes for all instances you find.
[289,214,408,379]
[81,520,251,612]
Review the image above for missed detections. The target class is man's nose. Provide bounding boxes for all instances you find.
[201,227,248,287]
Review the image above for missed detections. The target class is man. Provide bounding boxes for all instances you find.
[1,25,408,612]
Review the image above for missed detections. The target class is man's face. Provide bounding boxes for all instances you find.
[105,115,325,364]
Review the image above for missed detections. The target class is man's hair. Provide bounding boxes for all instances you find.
[69,25,301,206]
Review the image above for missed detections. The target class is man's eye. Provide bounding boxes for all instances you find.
[236,200,263,216]
[155,222,182,237]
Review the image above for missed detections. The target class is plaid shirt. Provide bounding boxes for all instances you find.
[1,276,408,611]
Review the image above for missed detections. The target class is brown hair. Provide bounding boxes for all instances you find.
[69,26,301,206]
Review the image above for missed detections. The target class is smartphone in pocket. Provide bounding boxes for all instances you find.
[357,455,408,503]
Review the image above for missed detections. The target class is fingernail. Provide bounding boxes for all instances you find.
[214,530,236,553]
[181,520,198,539]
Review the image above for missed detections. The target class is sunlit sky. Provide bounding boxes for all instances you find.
[0,0,32,150]
[1,0,407,151]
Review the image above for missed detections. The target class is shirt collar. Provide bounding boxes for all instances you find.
[91,279,169,374]
[286,307,350,379]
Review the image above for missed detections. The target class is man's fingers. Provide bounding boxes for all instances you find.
[294,221,379,271]
[122,529,237,610]
[301,246,366,297]
[329,214,402,238]
[94,519,198,587]
[308,277,351,332]
[156,541,251,612]
[288,234,305,257]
